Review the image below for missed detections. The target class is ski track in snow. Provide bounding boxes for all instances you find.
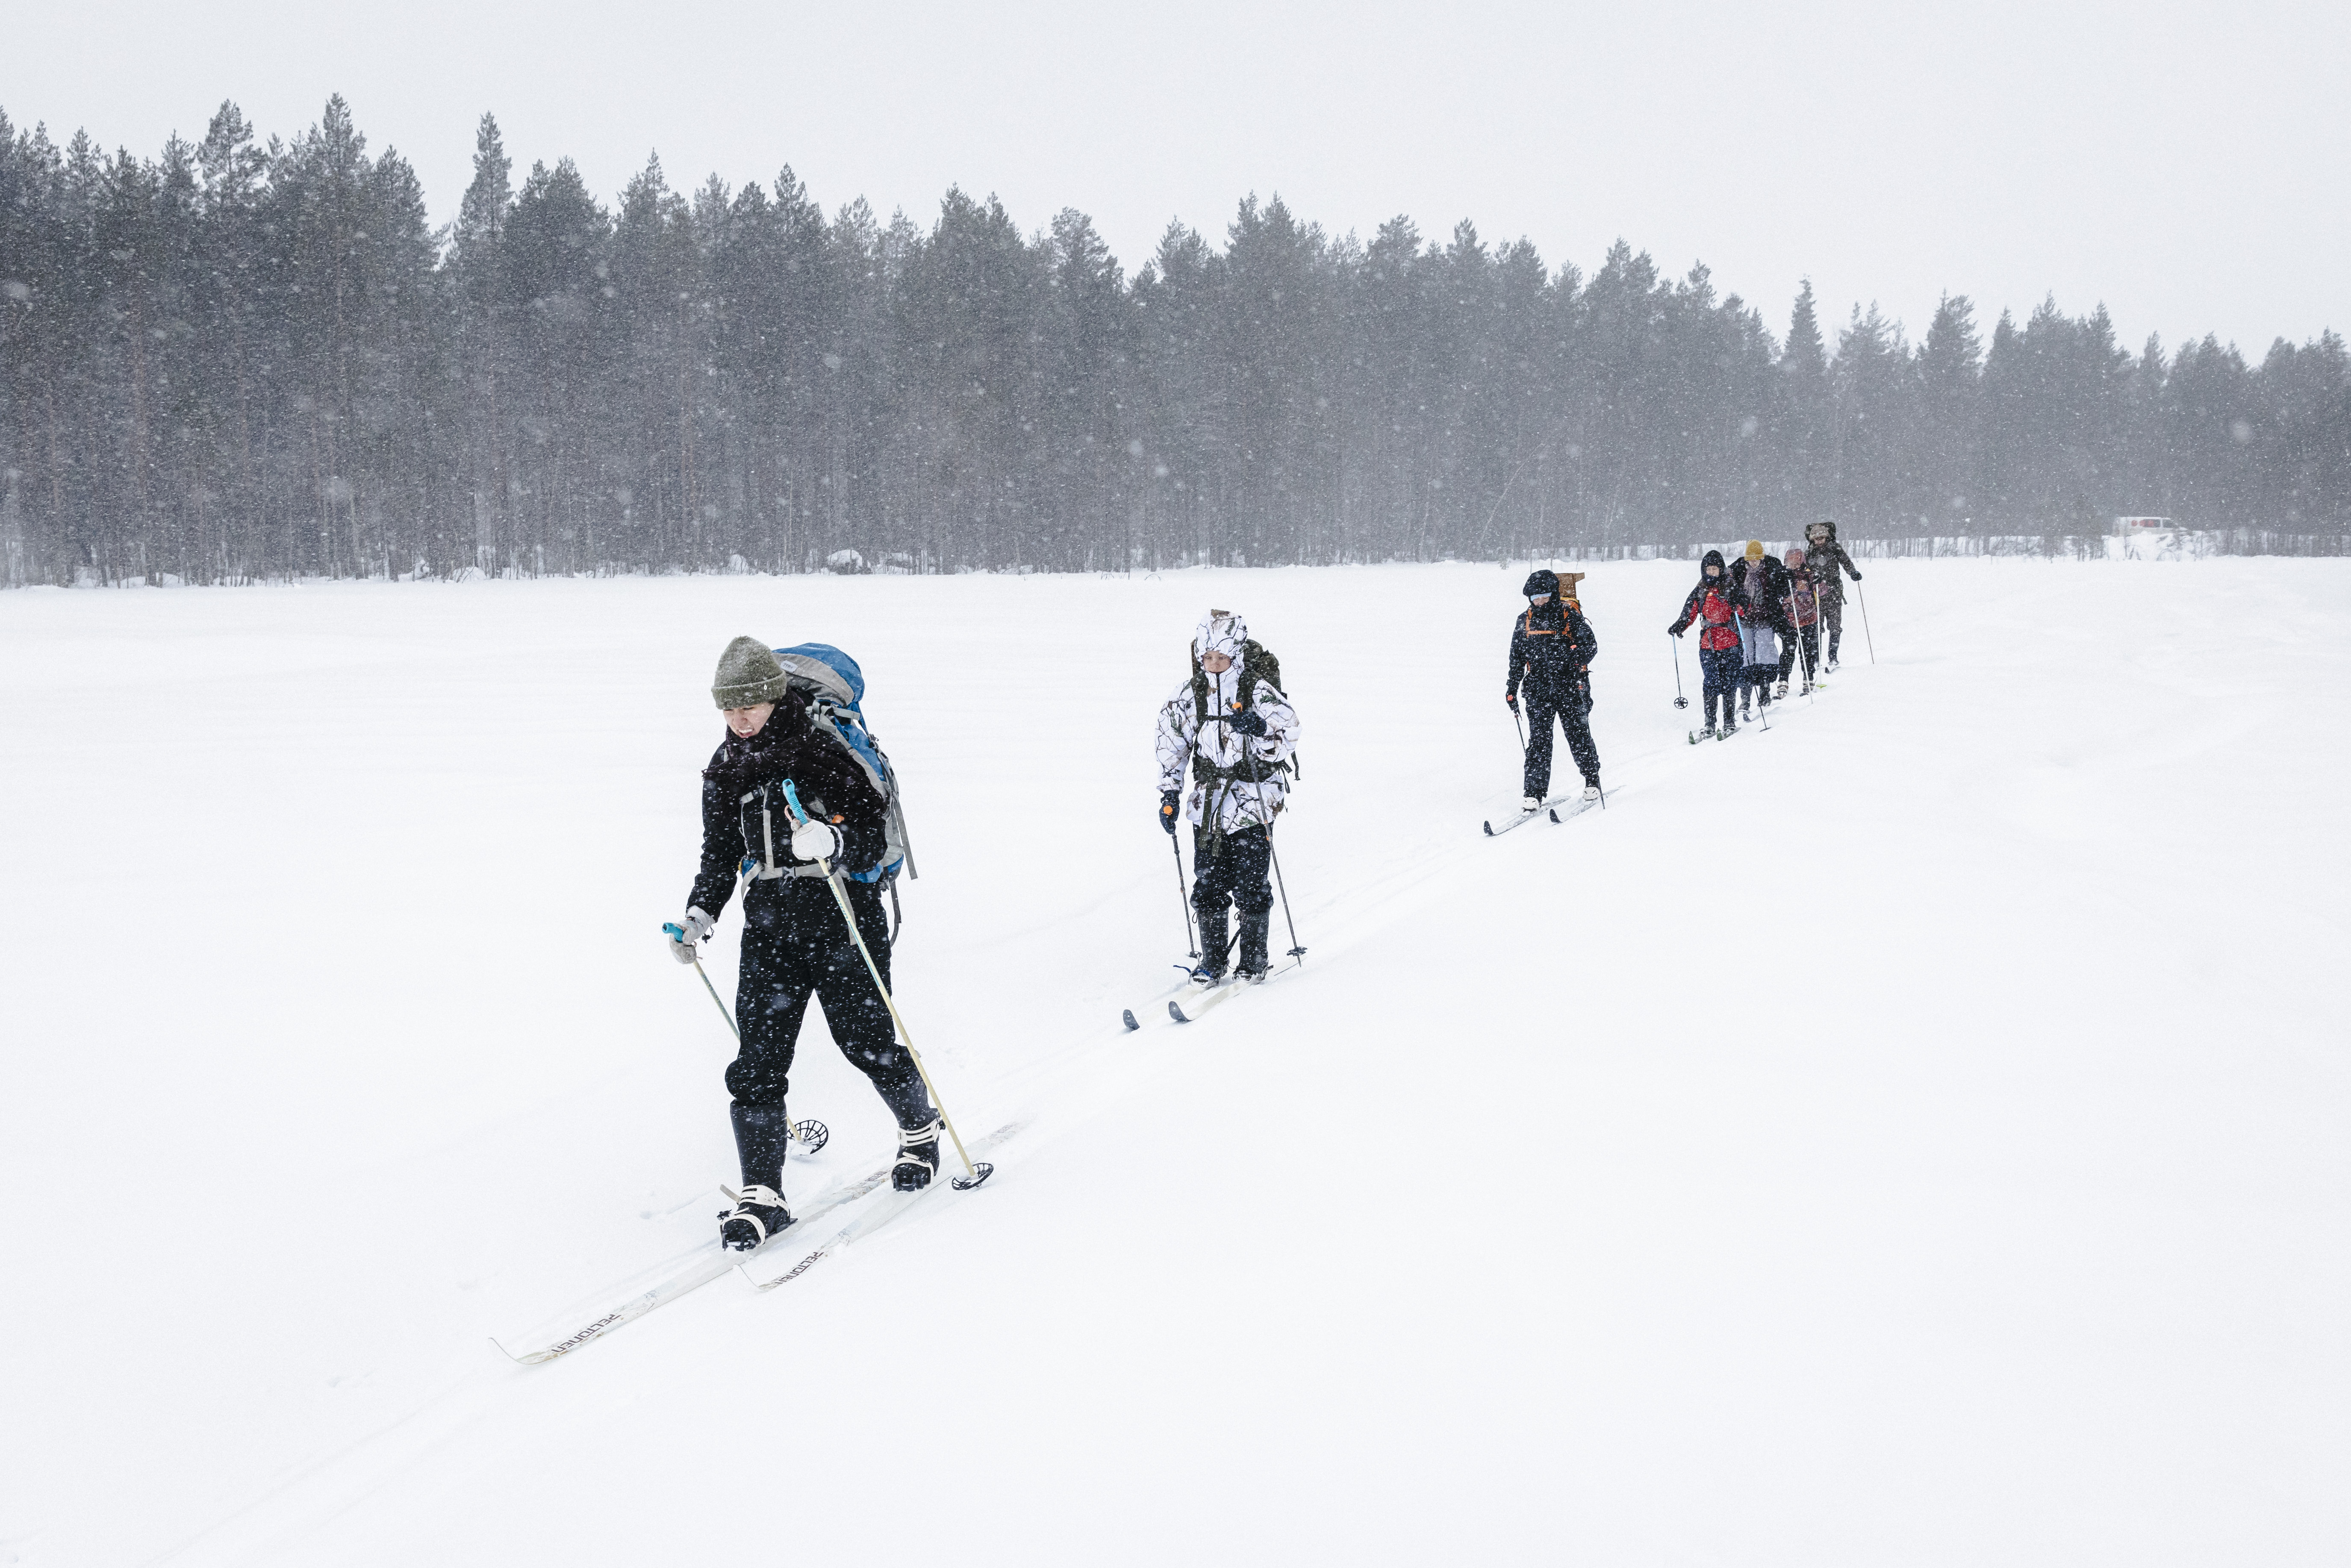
[2,559,2347,1567]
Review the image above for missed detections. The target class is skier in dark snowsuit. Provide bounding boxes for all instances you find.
[1505,569,1602,811]
[1669,550,1744,736]
[668,637,940,1251]
[1803,519,1863,667]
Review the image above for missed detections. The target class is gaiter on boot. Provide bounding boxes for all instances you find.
[1238,908,1272,973]
[874,1068,935,1132]
[730,1101,795,1191]
[1196,906,1231,977]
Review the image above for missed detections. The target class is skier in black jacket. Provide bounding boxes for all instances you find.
[1504,569,1602,813]
[667,636,940,1252]
[1728,542,1792,714]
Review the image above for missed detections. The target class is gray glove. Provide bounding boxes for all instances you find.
[667,907,715,964]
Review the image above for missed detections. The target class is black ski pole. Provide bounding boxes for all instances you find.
[1510,699,1528,755]
[1219,701,1305,964]
[1856,575,1878,664]
[1268,834,1306,961]
[1170,829,1199,958]
[1670,634,1688,709]
[663,913,828,1153]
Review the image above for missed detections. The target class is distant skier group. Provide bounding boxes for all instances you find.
[1668,520,1863,738]
[660,519,1863,1250]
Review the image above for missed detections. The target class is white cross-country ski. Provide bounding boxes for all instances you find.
[493,1157,904,1364]
[740,1119,1026,1291]
[1166,959,1300,1023]
[1483,789,1583,836]
[1123,964,1215,1031]
[1545,787,1610,826]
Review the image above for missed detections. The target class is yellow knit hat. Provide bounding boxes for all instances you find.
[1744,540,1765,560]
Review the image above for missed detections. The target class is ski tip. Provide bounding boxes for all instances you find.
[1121,1008,1139,1032]
[950,1161,996,1191]
[1482,820,1495,836]
[1168,999,1192,1023]
[1547,808,1560,823]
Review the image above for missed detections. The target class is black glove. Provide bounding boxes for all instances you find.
[1224,708,1268,737]
[1504,691,1519,711]
[1850,569,1862,581]
[1668,622,1685,637]
[1159,790,1181,835]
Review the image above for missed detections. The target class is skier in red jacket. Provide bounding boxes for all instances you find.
[1668,550,1745,737]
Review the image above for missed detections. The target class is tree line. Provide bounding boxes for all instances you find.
[3,96,2346,586]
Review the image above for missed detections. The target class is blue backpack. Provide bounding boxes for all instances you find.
[770,643,915,886]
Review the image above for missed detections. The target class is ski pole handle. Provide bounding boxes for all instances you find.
[778,777,839,875]
[663,922,686,940]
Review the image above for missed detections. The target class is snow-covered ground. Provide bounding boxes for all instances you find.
[2,557,2345,1567]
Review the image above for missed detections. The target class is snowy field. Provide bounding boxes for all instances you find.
[2,557,2346,1568]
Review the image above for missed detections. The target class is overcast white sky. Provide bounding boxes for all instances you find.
[4,0,2345,356]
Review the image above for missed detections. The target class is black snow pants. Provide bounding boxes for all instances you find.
[1788,622,1821,686]
[1700,646,1742,728]
[725,874,930,1126]
[1522,684,1600,798]
[1192,822,1274,974]
[1821,595,1844,663]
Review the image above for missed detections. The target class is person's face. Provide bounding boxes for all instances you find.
[1200,651,1233,674]
[724,702,775,738]
[1705,565,1721,579]
[1808,525,1828,543]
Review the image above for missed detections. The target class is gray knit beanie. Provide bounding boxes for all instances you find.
[712,635,792,709]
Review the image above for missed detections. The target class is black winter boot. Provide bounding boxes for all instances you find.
[730,1101,793,1191]
[893,1115,943,1191]
[873,1068,934,1132]
[720,1102,796,1250]
[719,1185,792,1250]
[1236,908,1272,981]
[1191,905,1230,984]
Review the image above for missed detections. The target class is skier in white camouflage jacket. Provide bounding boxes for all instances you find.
[1155,610,1301,985]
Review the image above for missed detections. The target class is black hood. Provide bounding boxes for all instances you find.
[1700,549,1726,579]
[1522,568,1559,597]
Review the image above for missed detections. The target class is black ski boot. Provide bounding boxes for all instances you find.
[719,1186,792,1250]
[720,1102,796,1250]
[893,1115,944,1191]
